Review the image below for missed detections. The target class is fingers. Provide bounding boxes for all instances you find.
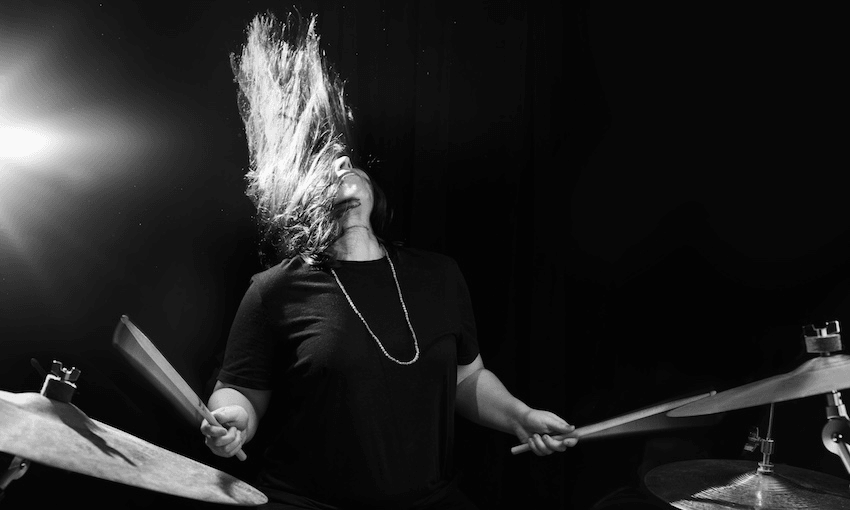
[203,425,244,458]
[558,423,577,435]
[541,411,575,435]
[526,433,579,456]
[200,407,247,458]
[211,406,243,426]
[199,418,227,437]
[515,408,581,455]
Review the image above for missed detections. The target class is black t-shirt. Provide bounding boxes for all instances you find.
[218,245,480,509]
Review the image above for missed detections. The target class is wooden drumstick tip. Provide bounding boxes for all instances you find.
[114,315,248,461]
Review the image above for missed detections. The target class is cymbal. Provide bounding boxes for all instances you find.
[668,354,850,417]
[645,459,850,509]
[0,390,267,506]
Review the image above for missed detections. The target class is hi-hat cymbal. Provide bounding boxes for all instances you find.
[668,354,850,417]
[0,390,267,506]
[645,459,850,509]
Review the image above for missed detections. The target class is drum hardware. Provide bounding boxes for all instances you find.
[1,359,79,497]
[0,359,267,506]
[803,321,842,355]
[646,399,850,509]
[667,321,850,419]
[646,320,850,509]
[645,459,850,509]
[806,322,850,479]
[822,390,850,476]
[39,360,80,403]
[742,403,777,475]
[0,457,28,498]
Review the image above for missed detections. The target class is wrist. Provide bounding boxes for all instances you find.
[508,400,533,435]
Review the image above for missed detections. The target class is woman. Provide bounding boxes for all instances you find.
[201,11,576,509]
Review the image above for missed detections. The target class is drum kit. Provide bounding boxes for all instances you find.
[641,321,850,509]
[640,321,850,509]
[510,320,850,508]
[5,320,850,508]
[0,320,268,507]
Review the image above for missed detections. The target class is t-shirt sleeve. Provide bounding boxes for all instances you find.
[451,260,480,366]
[217,277,276,390]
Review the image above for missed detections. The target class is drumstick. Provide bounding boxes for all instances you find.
[510,390,716,455]
[112,315,247,461]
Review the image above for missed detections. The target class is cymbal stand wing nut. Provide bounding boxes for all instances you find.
[803,321,842,355]
[39,360,81,403]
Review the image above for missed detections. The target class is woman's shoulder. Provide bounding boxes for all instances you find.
[249,256,317,292]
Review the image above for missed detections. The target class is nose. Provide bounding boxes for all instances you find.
[333,156,352,175]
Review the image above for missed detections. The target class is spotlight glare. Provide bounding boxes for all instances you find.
[0,127,49,160]
[0,6,181,287]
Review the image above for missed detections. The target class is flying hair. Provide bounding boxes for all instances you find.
[231,11,355,267]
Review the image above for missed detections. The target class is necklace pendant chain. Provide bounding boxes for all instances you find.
[330,251,420,365]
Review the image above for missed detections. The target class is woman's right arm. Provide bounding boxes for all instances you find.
[202,381,272,458]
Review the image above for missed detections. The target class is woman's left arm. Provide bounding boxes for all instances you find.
[455,354,578,456]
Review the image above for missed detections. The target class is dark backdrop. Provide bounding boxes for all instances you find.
[0,1,847,509]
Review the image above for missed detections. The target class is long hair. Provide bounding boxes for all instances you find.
[232,11,360,268]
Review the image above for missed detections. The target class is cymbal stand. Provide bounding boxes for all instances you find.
[759,403,777,474]
[744,402,777,474]
[0,361,80,502]
[801,321,850,478]
[822,390,850,477]
[0,457,28,500]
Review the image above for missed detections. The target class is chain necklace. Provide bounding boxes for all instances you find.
[330,250,420,365]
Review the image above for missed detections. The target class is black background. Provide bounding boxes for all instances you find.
[1,1,848,509]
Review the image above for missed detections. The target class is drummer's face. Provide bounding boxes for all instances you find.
[332,156,373,215]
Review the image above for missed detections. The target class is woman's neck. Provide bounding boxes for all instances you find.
[331,226,384,261]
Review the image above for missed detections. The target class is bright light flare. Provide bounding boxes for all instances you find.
[0,6,182,290]
[0,127,48,159]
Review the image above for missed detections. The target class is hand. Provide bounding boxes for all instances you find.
[514,408,578,456]
[201,405,249,458]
